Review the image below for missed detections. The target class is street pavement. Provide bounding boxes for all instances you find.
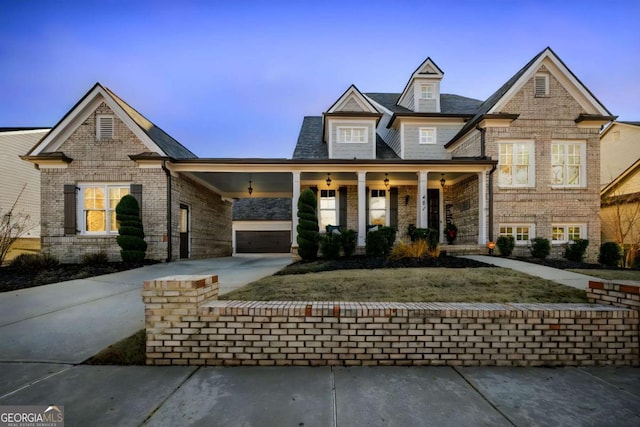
[0,254,638,426]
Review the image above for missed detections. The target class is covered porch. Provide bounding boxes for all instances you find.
[165,159,497,253]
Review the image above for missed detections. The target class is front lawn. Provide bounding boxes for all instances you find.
[221,266,587,303]
[569,269,640,281]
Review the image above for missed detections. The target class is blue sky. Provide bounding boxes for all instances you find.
[1,0,638,158]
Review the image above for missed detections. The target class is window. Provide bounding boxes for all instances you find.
[499,225,533,245]
[534,74,548,97]
[369,189,387,226]
[80,184,129,234]
[319,189,337,230]
[551,142,585,187]
[419,128,436,144]
[420,84,434,99]
[337,127,367,143]
[552,224,585,243]
[499,143,534,187]
[97,115,114,140]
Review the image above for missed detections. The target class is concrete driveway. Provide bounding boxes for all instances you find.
[0,254,292,364]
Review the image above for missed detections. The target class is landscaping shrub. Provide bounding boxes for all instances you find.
[564,239,589,262]
[365,230,388,258]
[389,240,429,260]
[81,251,109,266]
[496,235,515,257]
[296,189,319,260]
[320,232,341,260]
[9,253,59,272]
[529,237,550,259]
[378,226,396,251]
[115,195,147,263]
[599,241,622,267]
[340,229,357,257]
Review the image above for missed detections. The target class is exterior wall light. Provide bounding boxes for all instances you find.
[440,174,446,188]
[384,173,389,188]
[326,173,332,187]
[248,180,253,196]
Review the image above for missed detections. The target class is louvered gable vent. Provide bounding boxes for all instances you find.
[97,115,114,140]
[534,74,548,97]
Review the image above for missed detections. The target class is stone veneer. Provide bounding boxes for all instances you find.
[143,275,639,367]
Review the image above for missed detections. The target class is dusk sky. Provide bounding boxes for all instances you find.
[2,0,638,158]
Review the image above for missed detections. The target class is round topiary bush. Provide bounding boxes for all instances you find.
[496,235,515,257]
[599,241,622,267]
[529,237,550,259]
[115,195,147,263]
[564,239,589,262]
[296,189,319,260]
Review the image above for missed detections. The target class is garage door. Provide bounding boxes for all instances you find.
[236,231,291,253]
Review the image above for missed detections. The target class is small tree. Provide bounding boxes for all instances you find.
[0,184,32,266]
[296,189,319,260]
[115,195,147,263]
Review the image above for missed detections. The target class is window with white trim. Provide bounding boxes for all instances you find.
[499,142,534,187]
[534,74,548,97]
[552,224,585,243]
[499,225,533,245]
[97,115,114,140]
[337,127,367,143]
[79,184,129,234]
[551,142,585,187]
[369,189,387,226]
[420,84,434,99]
[419,128,436,144]
[319,189,338,230]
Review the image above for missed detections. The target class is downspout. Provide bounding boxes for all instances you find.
[161,160,172,263]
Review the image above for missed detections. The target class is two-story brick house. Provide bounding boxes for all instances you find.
[23,47,613,262]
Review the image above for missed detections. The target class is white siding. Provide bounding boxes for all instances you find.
[329,120,376,159]
[376,112,401,157]
[0,129,49,238]
[402,124,462,160]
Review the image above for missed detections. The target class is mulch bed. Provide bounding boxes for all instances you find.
[277,255,494,275]
[0,261,154,293]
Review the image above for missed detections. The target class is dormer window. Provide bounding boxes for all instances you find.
[419,128,436,144]
[534,74,549,97]
[338,127,367,143]
[97,115,114,140]
[420,84,434,99]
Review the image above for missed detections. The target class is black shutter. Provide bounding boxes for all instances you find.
[130,184,142,214]
[339,186,347,228]
[365,186,369,228]
[63,184,77,235]
[390,187,398,230]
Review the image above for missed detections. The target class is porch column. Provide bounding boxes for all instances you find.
[292,171,300,249]
[478,171,487,244]
[357,171,367,247]
[417,171,428,228]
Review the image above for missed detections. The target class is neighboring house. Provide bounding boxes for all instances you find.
[0,128,49,260]
[600,122,640,248]
[22,47,613,263]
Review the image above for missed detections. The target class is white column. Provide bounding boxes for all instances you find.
[417,171,428,228]
[478,171,487,244]
[291,172,300,249]
[358,171,367,247]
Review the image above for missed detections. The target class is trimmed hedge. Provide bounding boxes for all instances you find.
[115,195,147,263]
[296,189,319,260]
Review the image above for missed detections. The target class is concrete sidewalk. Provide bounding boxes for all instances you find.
[463,255,600,289]
[0,255,292,363]
[0,363,638,426]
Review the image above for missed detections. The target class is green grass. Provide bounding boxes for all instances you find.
[569,269,640,281]
[84,329,146,365]
[220,267,587,303]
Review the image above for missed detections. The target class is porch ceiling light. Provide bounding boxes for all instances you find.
[440,174,446,188]
[326,173,332,187]
[248,180,253,196]
[384,173,389,188]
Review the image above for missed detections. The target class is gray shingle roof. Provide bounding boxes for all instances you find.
[105,86,198,159]
[619,121,640,127]
[292,116,399,160]
[233,198,292,221]
[365,93,482,115]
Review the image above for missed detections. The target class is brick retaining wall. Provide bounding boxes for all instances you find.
[143,276,639,367]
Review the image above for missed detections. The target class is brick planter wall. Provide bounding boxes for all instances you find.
[143,275,639,367]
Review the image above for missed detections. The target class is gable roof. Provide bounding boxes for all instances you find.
[397,57,444,107]
[326,84,380,114]
[601,120,640,138]
[27,83,197,159]
[446,47,613,148]
[601,158,640,198]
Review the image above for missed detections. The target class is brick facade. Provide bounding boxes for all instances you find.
[40,102,231,263]
[143,276,639,367]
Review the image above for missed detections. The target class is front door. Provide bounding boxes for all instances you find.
[179,204,189,259]
[427,189,440,239]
